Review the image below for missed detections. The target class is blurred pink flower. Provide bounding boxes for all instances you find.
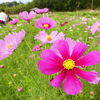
[35,17,56,30]
[35,31,65,44]
[98,41,100,44]
[26,22,29,25]
[60,22,68,27]
[32,45,40,51]
[9,18,19,25]
[90,91,94,95]
[19,11,36,21]
[73,25,76,28]
[77,5,79,7]
[91,22,100,35]
[34,8,49,14]
[38,40,100,95]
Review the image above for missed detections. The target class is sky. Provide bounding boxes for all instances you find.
[0,0,33,4]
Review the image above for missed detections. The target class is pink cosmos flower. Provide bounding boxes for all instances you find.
[0,34,18,60]
[35,17,56,30]
[34,8,49,14]
[91,22,100,35]
[0,29,25,60]
[32,45,40,51]
[34,31,65,44]
[19,11,36,21]
[37,40,100,95]
[9,18,19,25]
[12,29,26,44]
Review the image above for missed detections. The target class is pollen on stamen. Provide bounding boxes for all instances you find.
[63,59,75,70]
[35,48,38,50]
[47,35,52,41]
[97,25,100,28]
[7,44,12,49]
[43,24,49,28]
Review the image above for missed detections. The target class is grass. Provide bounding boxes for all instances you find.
[0,10,100,100]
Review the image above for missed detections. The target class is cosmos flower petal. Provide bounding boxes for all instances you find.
[66,37,76,55]
[70,42,87,61]
[38,60,63,75]
[35,31,47,44]
[63,70,82,95]
[41,49,63,65]
[57,40,70,60]
[50,70,66,89]
[74,67,98,82]
[75,51,100,66]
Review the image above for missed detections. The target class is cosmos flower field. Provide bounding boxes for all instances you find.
[0,10,100,100]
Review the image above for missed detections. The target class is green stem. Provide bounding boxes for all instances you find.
[59,88,65,100]
[5,68,17,87]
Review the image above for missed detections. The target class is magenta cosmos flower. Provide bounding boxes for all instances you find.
[37,40,100,95]
[19,11,36,21]
[32,45,40,51]
[91,22,100,35]
[35,31,65,44]
[35,17,56,30]
[9,18,19,25]
[0,29,25,60]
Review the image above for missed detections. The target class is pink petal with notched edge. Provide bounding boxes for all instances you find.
[57,40,70,60]
[34,31,47,44]
[38,60,63,75]
[50,70,66,89]
[63,70,82,95]
[74,67,98,82]
[49,32,65,44]
[75,51,100,66]
[53,32,65,41]
[41,49,63,65]
[70,42,87,61]
[50,31,58,39]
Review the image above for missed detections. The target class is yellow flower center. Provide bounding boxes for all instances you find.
[7,44,12,49]
[47,35,52,41]
[43,24,49,28]
[63,59,75,70]
[98,25,100,28]
[35,48,38,50]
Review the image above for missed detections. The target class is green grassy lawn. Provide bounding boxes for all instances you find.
[0,10,100,100]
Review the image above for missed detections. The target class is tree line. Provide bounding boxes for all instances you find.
[0,0,100,14]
